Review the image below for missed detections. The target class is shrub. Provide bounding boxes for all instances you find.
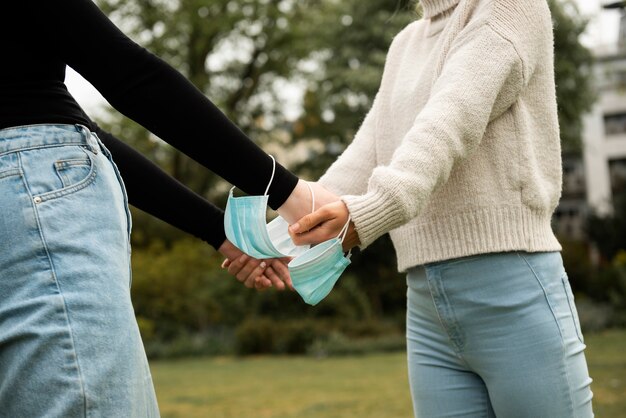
[307,333,406,357]
[144,329,235,360]
[234,318,278,355]
[233,317,404,357]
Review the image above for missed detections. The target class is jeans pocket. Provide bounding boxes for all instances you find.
[54,157,92,188]
[22,145,97,202]
[561,273,584,344]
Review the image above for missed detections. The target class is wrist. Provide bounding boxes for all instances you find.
[276,179,311,224]
[218,239,243,260]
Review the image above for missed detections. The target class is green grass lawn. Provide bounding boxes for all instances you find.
[152,329,626,418]
[585,329,626,417]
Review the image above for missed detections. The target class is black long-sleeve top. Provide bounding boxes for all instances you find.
[1,0,298,249]
[91,122,230,249]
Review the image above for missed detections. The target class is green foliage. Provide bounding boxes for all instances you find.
[92,0,595,186]
[560,238,595,295]
[234,318,319,355]
[129,237,404,358]
[560,238,618,332]
[130,239,256,337]
[91,0,602,358]
[233,316,403,356]
[144,330,235,360]
[93,0,595,221]
[95,0,325,201]
[308,333,406,357]
[561,194,626,331]
[549,0,596,153]
[586,192,626,262]
[289,0,417,177]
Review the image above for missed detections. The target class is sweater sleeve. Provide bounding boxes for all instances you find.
[92,123,227,250]
[343,24,525,248]
[35,0,298,210]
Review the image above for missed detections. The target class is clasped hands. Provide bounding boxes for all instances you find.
[219,180,360,291]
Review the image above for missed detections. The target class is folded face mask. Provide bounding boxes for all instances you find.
[287,223,352,306]
[224,156,351,305]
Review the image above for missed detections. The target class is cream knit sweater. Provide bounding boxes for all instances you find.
[319,0,563,272]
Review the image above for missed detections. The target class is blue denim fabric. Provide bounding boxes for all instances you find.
[0,124,159,417]
[406,251,594,418]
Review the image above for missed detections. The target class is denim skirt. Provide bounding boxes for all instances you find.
[0,124,159,417]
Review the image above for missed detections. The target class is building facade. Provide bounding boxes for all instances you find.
[554,4,626,240]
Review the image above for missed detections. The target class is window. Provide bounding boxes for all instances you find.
[604,112,626,136]
[609,158,626,195]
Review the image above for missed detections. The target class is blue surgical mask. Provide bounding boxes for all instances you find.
[224,156,352,305]
[224,156,310,259]
[288,220,352,306]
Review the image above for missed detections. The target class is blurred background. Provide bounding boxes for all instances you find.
[67,1,626,416]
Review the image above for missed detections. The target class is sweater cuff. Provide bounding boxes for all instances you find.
[342,191,405,249]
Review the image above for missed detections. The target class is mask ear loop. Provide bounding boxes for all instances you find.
[293,181,316,250]
[337,214,353,259]
[263,155,276,197]
[230,155,276,197]
[305,181,315,214]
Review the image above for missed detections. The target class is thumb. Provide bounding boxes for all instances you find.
[289,210,327,235]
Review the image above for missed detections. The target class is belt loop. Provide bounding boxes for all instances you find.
[74,123,88,136]
[75,124,99,154]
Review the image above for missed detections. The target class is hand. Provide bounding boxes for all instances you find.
[221,256,293,291]
[218,240,291,290]
[288,200,361,251]
[276,180,341,224]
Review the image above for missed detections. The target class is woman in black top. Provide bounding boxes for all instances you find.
[90,120,293,290]
[0,1,333,416]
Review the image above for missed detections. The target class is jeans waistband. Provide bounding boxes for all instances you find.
[0,124,99,156]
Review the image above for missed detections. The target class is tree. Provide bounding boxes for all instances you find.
[95,0,320,200]
[292,0,595,172]
[94,0,330,247]
[93,0,594,192]
[288,0,417,177]
[586,191,626,262]
[550,0,596,152]
[88,0,596,333]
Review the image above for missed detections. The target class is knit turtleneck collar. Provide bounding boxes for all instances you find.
[420,0,461,19]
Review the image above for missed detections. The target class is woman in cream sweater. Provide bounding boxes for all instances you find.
[289,0,594,416]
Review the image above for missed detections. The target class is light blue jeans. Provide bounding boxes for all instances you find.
[0,124,159,417]
[406,251,594,418]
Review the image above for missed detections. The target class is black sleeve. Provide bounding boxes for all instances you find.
[37,0,298,210]
[92,124,227,250]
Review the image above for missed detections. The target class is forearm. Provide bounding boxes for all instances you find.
[94,126,227,250]
[42,0,297,210]
[343,27,524,248]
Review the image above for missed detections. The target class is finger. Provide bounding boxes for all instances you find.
[270,260,293,291]
[241,260,267,288]
[289,207,332,234]
[227,255,262,286]
[263,266,285,291]
[221,258,231,269]
[226,254,249,282]
[290,219,344,246]
[254,275,273,291]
